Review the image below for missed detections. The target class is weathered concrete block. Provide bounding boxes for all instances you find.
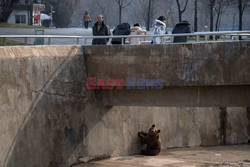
[226,107,250,144]
[0,44,249,167]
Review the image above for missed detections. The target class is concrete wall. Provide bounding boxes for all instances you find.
[0,44,249,167]
[86,42,250,86]
[86,42,250,107]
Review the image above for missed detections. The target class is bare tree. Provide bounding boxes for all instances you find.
[147,0,152,30]
[27,0,33,25]
[237,0,249,39]
[129,0,148,25]
[169,0,175,26]
[176,0,189,22]
[238,0,249,31]
[129,0,160,29]
[200,0,216,38]
[1,0,18,22]
[94,0,114,24]
[209,0,216,32]
[46,0,77,27]
[113,0,132,24]
[194,0,198,31]
[144,0,159,30]
[214,0,233,31]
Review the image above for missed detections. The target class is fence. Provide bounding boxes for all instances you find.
[0,31,250,46]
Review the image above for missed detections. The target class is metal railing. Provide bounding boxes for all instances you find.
[0,31,250,46]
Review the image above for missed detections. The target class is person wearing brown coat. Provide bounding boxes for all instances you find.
[83,11,91,29]
[129,23,147,45]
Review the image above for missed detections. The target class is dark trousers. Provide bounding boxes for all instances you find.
[84,21,89,29]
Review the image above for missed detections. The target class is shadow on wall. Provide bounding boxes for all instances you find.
[3,50,111,167]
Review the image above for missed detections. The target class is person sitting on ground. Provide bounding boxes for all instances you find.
[151,16,167,44]
[172,20,191,43]
[129,23,147,45]
[111,23,131,44]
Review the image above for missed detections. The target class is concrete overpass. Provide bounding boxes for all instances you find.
[0,41,249,167]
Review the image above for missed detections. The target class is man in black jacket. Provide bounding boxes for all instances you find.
[92,15,111,45]
[172,21,191,43]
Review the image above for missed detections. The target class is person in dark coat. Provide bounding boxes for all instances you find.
[172,21,191,43]
[111,23,130,44]
[92,15,111,45]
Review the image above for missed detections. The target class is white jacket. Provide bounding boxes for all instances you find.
[129,26,147,45]
[152,19,166,44]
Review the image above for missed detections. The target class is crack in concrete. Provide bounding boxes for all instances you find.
[32,90,87,99]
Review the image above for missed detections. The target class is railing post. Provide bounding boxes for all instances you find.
[122,37,124,45]
[205,35,208,42]
[48,37,51,45]
[76,38,79,45]
[3,38,5,46]
[196,35,199,42]
[84,38,87,45]
[160,37,163,44]
[24,37,27,45]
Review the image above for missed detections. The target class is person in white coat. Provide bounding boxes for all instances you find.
[129,23,147,45]
[151,16,167,44]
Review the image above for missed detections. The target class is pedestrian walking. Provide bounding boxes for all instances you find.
[172,21,191,43]
[129,23,147,45]
[151,16,167,44]
[92,15,111,45]
[83,11,91,29]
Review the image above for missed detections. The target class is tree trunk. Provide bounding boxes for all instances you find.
[176,0,189,23]
[119,5,122,24]
[238,0,242,40]
[29,0,33,25]
[146,0,152,31]
[209,0,215,40]
[232,12,236,31]
[1,1,6,22]
[2,0,15,22]
[176,0,182,22]
[238,0,242,31]
[194,0,197,32]
[215,10,220,31]
[210,0,214,32]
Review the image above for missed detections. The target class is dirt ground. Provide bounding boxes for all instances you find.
[75,144,250,167]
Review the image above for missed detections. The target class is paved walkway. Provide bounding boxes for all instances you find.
[76,145,250,167]
[0,27,93,45]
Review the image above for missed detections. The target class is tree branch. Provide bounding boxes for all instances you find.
[181,0,189,13]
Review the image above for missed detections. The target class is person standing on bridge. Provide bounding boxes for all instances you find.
[92,15,111,45]
[111,23,130,44]
[83,11,91,29]
[151,16,167,44]
[129,23,147,45]
[172,21,191,43]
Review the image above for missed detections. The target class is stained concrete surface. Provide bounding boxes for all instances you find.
[0,45,250,167]
[76,145,250,167]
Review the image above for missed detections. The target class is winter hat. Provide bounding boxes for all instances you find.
[158,16,166,22]
[134,23,141,27]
